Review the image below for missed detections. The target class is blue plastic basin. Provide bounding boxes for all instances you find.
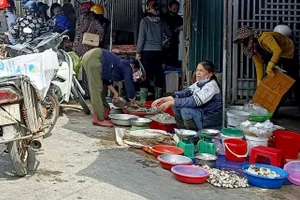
[242,164,289,189]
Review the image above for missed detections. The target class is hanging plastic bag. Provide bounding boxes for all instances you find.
[67,51,82,76]
[0,0,9,9]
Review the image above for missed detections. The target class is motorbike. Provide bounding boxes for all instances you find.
[5,30,91,120]
[0,75,52,176]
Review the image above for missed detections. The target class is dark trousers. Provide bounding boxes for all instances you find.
[140,51,164,88]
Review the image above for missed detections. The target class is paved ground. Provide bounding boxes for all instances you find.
[0,104,299,200]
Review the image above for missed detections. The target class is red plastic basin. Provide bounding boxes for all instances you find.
[152,145,183,158]
[157,154,193,170]
[150,121,177,132]
[274,130,300,159]
[171,165,209,184]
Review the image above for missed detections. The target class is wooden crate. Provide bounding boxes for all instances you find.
[252,70,295,114]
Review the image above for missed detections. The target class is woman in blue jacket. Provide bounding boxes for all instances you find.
[82,48,140,127]
[152,60,222,130]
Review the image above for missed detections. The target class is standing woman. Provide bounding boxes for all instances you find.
[136,1,172,104]
[74,4,104,98]
[73,1,94,54]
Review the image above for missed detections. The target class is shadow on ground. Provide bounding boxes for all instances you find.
[61,106,116,145]
[76,148,299,200]
[0,148,41,180]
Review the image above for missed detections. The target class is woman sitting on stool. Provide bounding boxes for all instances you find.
[152,60,222,130]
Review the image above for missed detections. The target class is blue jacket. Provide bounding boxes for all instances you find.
[173,79,222,117]
[101,49,136,100]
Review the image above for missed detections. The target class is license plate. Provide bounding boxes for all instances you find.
[0,104,21,126]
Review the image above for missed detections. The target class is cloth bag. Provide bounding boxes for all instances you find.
[82,22,99,47]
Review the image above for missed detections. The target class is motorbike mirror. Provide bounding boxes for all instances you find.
[23,27,33,34]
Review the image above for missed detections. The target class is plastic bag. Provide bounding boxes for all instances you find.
[213,138,225,155]
[240,120,283,138]
[243,103,268,115]
[67,51,82,76]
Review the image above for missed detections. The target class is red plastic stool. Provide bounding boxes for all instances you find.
[249,146,286,167]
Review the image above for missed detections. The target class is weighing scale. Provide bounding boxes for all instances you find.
[175,129,199,158]
[197,129,220,155]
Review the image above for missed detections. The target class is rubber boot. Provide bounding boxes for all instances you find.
[183,119,197,131]
[138,88,148,106]
[92,113,113,127]
[174,115,185,129]
[154,87,163,99]
[104,106,110,120]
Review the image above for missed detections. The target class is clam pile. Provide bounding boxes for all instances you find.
[203,165,249,188]
[247,165,280,178]
[150,113,176,124]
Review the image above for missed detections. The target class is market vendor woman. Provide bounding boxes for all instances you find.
[82,48,140,127]
[152,61,222,130]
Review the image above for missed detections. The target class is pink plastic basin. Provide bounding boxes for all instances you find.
[284,161,300,186]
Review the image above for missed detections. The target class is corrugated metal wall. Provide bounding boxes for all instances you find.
[189,0,223,71]
[74,0,143,43]
[106,0,143,42]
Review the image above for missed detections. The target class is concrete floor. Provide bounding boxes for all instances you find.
[0,104,299,200]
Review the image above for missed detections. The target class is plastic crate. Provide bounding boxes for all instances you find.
[251,70,295,114]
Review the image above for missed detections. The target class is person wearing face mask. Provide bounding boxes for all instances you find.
[136,1,172,104]
[152,61,222,131]
[162,0,183,67]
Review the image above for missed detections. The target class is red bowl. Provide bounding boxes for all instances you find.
[152,145,184,158]
[171,165,209,184]
[149,121,177,132]
[157,154,193,170]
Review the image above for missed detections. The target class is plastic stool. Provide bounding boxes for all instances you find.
[249,146,285,167]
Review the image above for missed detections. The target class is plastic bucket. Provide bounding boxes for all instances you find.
[274,130,300,159]
[224,138,248,162]
[226,109,250,127]
[220,128,244,145]
[245,135,268,151]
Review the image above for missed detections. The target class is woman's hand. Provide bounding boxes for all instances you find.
[113,92,119,102]
[158,100,175,112]
[136,54,141,60]
[151,96,175,110]
[130,100,140,109]
[151,98,164,108]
